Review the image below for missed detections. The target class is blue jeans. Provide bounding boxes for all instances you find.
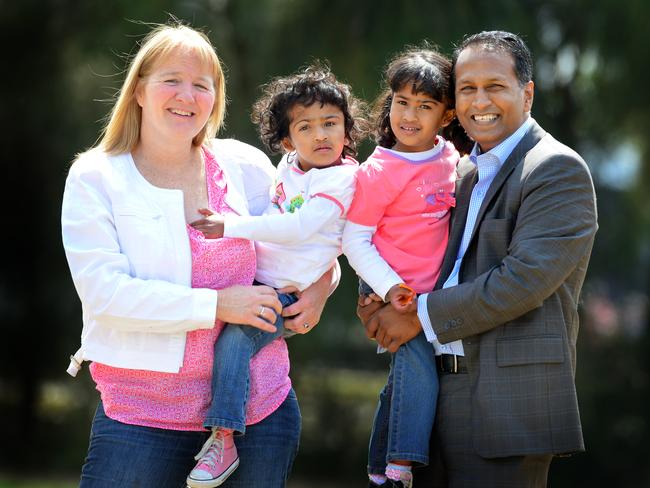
[80,389,301,487]
[361,281,439,472]
[368,333,439,471]
[205,292,298,434]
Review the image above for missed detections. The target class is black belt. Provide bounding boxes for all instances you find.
[436,354,468,374]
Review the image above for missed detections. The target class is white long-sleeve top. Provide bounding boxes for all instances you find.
[61,139,275,376]
[341,222,403,300]
[224,154,358,291]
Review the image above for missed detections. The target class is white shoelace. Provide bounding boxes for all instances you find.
[194,429,225,467]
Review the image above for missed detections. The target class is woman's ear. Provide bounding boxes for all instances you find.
[135,80,145,108]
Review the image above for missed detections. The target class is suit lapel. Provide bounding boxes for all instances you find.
[468,121,547,241]
[435,157,477,288]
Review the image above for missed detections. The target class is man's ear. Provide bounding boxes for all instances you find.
[523,80,534,112]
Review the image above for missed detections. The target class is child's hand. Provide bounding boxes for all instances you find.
[358,292,383,306]
[386,283,416,311]
[190,208,225,238]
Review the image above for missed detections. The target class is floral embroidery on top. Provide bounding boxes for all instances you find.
[286,194,305,213]
[422,191,456,218]
[271,179,305,214]
[271,182,287,212]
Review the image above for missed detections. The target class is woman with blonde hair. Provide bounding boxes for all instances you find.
[62,22,332,487]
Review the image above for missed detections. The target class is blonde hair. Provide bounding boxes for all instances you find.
[99,23,226,155]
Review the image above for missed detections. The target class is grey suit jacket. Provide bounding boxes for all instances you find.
[427,121,597,457]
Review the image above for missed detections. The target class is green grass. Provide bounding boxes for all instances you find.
[0,476,351,488]
[1,366,384,488]
[0,478,75,488]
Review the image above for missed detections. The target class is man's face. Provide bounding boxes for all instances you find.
[454,46,534,152]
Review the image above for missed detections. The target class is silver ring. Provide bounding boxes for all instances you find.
[303,323,310,329]
[258,306,266,317]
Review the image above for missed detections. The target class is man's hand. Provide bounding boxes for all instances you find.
[358,297,422,353]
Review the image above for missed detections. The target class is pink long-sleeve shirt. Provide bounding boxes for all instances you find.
[346,141,458,293]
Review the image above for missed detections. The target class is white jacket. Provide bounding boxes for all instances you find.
[62,139,275,376]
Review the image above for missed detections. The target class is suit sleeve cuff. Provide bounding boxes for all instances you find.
[418,293,437,343]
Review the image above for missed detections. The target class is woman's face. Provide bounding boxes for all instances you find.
[136,49,216,145]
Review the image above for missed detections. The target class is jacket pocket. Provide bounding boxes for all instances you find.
[113,205,164,270]
[496,334,565,367]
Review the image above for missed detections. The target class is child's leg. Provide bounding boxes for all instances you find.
[203,292,298,434]
[367,368,393,477]
[386,332,439,467]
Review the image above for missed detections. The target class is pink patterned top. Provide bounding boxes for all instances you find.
[90,147,292,431]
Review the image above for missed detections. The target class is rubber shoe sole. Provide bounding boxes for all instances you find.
[186,457,240,488]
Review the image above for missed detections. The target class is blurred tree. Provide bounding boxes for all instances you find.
[0,0,177,468]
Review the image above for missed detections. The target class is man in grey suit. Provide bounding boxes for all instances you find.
[359,31,597,487]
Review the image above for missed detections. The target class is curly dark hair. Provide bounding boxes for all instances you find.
[373,45,473,155]
[251,63,367,158]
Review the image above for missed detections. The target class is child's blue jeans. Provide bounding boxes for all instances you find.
[204,291,298,434]
[360,280,439,472]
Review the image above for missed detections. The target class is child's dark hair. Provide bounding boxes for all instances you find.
[373,45,473,155]
[251,63,367,158]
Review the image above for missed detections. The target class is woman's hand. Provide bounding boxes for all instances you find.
[356,294,385,332]
[281,268,332,334]
[216,285,282,333]
[190,208,225,239]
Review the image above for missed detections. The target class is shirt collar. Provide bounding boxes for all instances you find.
[470,116,535,168]
[382,135,446,162]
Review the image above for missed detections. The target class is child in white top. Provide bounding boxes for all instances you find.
[186,65,366,488]
[342,46,471,487]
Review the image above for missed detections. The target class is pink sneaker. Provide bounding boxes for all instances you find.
[186,429,239,488]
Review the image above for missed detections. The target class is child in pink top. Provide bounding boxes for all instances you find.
[342,46,471,487]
